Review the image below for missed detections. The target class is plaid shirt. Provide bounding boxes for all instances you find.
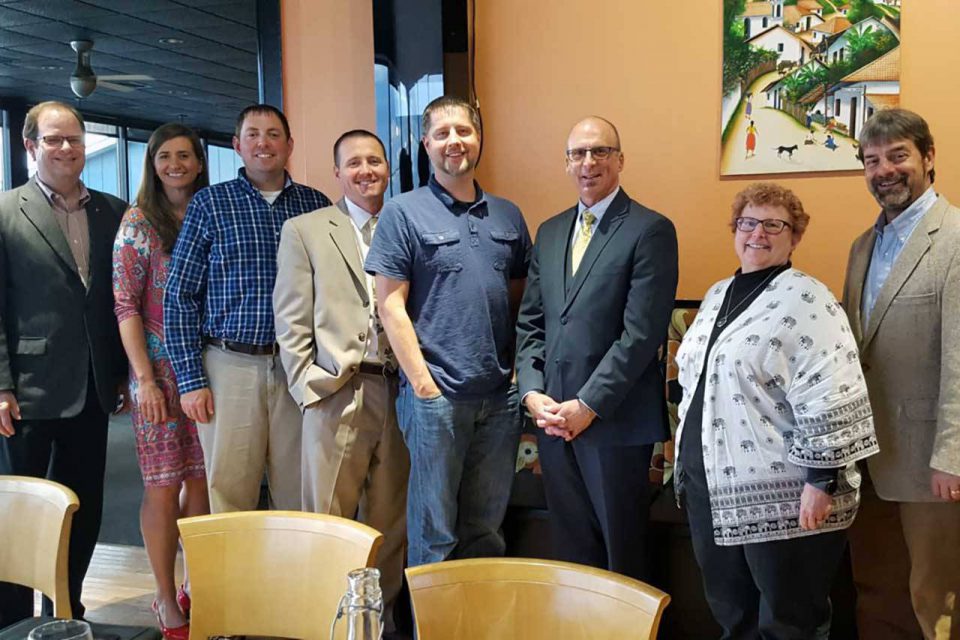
[164,169,330,394]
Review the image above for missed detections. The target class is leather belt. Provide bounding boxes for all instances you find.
[358,361,399,378]
[204,337,278,356]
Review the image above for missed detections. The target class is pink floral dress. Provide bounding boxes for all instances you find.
[113,207,205,486]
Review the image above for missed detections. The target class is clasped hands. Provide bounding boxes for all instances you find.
[524,392,596,441]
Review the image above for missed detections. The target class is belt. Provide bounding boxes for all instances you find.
[357,361,399,378]
[204,337,278,356]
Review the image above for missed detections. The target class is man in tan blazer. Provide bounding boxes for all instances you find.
[273,130,408,632]
[843,108,960,639]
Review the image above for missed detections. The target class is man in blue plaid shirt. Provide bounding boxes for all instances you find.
[164,104,330,513]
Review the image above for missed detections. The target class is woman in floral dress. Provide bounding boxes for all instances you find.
[113,123,209,640]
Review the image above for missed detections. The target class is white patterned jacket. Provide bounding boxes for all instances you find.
[676,269,880,545]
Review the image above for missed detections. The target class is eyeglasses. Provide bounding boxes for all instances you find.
[735,217,793,234]
[565,146,620,163]
[38,135,85,149]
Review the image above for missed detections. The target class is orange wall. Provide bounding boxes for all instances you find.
[472,0,960,298]
[281,0,376,198]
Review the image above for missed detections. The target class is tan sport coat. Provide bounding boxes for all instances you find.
[274,200,374,409]
[843,194,960,501]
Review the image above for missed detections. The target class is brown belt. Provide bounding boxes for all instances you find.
[204,337,278,356]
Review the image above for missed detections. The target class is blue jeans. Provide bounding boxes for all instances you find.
[396,382,521,567]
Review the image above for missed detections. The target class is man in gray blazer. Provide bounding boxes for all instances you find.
[0,101,127,624]
[842,108,960,639]
[274,130,408,632]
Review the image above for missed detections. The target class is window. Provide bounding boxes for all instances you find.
[206,144,243,185]
[126,140,148,202]
[762,17,768,28]
[835,99,842,117]
[80,124,121,199]
[777,43,784,53]
[0,123,5,192]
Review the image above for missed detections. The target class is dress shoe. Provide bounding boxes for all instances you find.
[152,600,190,640]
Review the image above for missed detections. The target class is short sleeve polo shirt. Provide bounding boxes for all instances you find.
[364,176,532,399]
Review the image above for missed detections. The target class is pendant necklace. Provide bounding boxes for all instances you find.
[716,269,781,328]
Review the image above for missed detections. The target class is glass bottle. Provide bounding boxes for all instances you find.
[330,567,384,640]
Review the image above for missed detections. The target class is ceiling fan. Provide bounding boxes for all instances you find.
[69,39,153,98]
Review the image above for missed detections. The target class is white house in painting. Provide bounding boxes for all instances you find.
[827,46,900,139]
[763,59,826,111]
[745,24,813,65]
[740,0,786,39]
[825,16,899,64]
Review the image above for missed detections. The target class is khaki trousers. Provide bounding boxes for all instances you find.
[302,371,409,630]
[849,476,960,640]
[196,346,302,512]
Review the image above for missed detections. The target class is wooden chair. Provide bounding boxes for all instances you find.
[406,557,671,640]
[0,475,80,619]
[178,511,383,640]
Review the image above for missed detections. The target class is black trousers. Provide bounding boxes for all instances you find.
[683,465,847,640]
[537,433,653,581]
[0,380,109,626]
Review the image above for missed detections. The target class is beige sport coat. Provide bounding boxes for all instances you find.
[843,194,960,501]
[274,200,374,409]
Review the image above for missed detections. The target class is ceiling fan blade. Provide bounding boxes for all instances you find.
[98,80,136,92]
[96,74,154,82]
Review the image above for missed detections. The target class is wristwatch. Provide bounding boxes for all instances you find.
[809,477,838,495]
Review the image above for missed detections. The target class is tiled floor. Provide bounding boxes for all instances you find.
[80,543,180,628]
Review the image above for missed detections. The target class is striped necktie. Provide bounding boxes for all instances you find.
[571,210,596,274]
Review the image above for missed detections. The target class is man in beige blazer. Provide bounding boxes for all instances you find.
[843,109,960,639]
[274,130,408,631]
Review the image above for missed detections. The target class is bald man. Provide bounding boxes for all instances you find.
[516,116,678,580]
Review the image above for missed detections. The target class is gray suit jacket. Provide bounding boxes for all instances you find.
[843,194,960,501]
[274,200,375,409]
[0,177,128,419]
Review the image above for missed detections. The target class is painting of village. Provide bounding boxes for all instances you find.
[720,0,901,176]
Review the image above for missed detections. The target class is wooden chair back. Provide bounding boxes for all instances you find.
[178,510,383,640]
[406,557,671,639]
[0,475,79,619]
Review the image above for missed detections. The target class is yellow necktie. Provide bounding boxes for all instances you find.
[571,210,596,274]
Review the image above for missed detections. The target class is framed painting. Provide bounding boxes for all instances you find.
[720,0,901,176]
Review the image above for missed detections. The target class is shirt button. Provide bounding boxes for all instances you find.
[358,332,366,341]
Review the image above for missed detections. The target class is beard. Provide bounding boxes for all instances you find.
[869,176,914,214]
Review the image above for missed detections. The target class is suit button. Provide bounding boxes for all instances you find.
[358,332,366,341]
[861,363,870,373]
[554,359,560,364]
[363,301,370,308]
[350,365,358,373]
[560,317,567,325]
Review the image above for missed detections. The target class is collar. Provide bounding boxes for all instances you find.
[344,196,375,231]
[871,186,938,239]
[237,168,294,198]
[428,174,486,214]
[577,185,621,224]
[35,177,91,209]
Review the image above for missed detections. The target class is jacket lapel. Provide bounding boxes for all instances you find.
[551,207,577,293]
[328,199,370,307]
[845,229,875,345]
[19,178,81,280]
[861,196,946,352]
[562,189,630,313]
[85,191,112,292]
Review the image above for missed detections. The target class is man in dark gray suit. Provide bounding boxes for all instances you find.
[516,116,678,580]
[0,101,127,624]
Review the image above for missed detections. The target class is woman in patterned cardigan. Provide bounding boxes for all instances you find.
[113,124,210,640]
[675,183,879,639]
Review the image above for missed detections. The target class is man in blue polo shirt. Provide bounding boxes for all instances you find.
[365,96,531,566]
